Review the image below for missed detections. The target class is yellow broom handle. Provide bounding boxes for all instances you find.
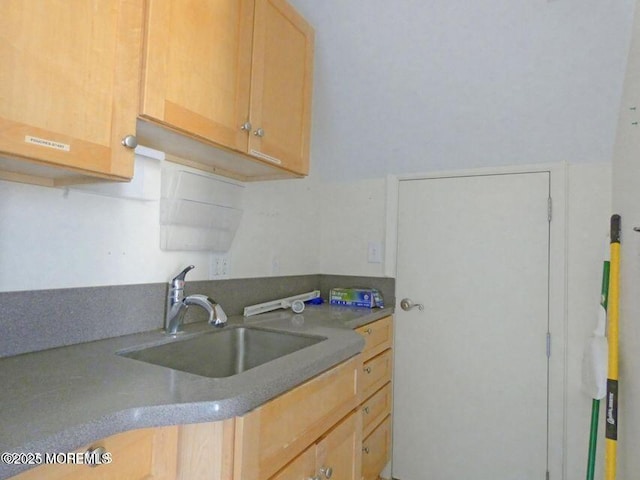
[605,215,621,480]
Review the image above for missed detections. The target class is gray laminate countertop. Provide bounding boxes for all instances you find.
[0,304,393,479]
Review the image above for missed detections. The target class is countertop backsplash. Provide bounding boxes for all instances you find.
[0,274,394,358]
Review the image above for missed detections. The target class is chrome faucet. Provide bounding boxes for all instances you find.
[165,265,228,335]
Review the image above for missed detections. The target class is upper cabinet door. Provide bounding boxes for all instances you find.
[141,0,254,153]
[0,0,142,182]
[249,0,314,175]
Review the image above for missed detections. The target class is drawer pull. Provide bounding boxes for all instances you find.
[320,466,333,478]
[363,406,370,414]
[85,446,108,467]
[364,366,372,374]
[365,327,372,334]
[362,446,370,454]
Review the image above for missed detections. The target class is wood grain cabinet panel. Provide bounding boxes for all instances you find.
[248,0,314,175]
[362,415,392,480]
[316,410,362,480]
[271,412,362,480]
[175,420,235,480]
[355,316,393,361]
[361,349,393,401]
[139,0,314,179]
[0,0,143,185]
[141,0,254,153]
[10,426,179,480]
[269,445,317,480]
[362,383,393,439]
[234,355,361,480]
[355,316,394,480]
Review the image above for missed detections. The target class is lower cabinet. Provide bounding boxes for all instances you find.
[271,411,362,480]
[362,383,392,439]
[8,354,363,480]
[233,354,362,479]
[175,420,235,480]
[10,426,179,480]
[355,316,394,480]
[362,415,392,480]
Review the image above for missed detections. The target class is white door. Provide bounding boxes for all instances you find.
[392,172,550,479]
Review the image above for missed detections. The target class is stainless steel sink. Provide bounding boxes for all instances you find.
[118,327,325,378]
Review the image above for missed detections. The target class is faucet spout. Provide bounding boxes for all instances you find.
[165,266,228,335]
[184,294,228,327]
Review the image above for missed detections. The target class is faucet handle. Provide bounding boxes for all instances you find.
[172,265,195,285]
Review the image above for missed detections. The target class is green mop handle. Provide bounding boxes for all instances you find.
[586,260,610,480]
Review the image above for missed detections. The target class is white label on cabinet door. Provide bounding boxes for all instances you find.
[25,135,70,152]
[250,149,282,165]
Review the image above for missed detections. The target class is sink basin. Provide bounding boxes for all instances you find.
[119,327,326,378]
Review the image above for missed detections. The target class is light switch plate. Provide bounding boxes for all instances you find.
[367,241,383,263]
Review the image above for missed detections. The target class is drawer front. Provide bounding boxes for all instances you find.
[361,349,392,400]
[11,426,178,480]
[234,355,361,480]
[355,316,393,361]
[316,410,362,480]
[362,382,392,438]
[269,444,316,480]
[362,415,392,480]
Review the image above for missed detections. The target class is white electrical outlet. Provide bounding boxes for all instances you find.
[210,255,220,277]
[210,254,230,278]
[220,255,230,277]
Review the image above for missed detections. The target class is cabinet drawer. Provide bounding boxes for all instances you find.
[362,415,392,480]
[269,444,316,480]
[361,349,392,400]
[362,383,393,438]
[234,355,361,480]
[11,426,178,480]
[355,316,393,361]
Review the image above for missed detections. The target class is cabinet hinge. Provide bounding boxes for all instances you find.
[547,197,552,222]
[546,333,551,358]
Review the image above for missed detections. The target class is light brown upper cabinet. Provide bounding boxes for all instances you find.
[0,0,143,186]
[140,0,254,154]
[139,0,314,180]
[248,0,314,175]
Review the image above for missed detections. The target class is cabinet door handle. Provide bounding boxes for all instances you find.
[253,127,265,137]
[364,328,372,335]
[362,446,370,454]
[363,406,370,414]
[364,366,372,374]
[121,134,137,149]
[240,121,252,132]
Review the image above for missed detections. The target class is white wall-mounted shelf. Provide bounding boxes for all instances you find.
[160,165,244,252]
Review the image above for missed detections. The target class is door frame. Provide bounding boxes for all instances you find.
[385,163,567,478]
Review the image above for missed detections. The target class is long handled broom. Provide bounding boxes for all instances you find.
[605,214,621,480]
[583,260,609,480]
